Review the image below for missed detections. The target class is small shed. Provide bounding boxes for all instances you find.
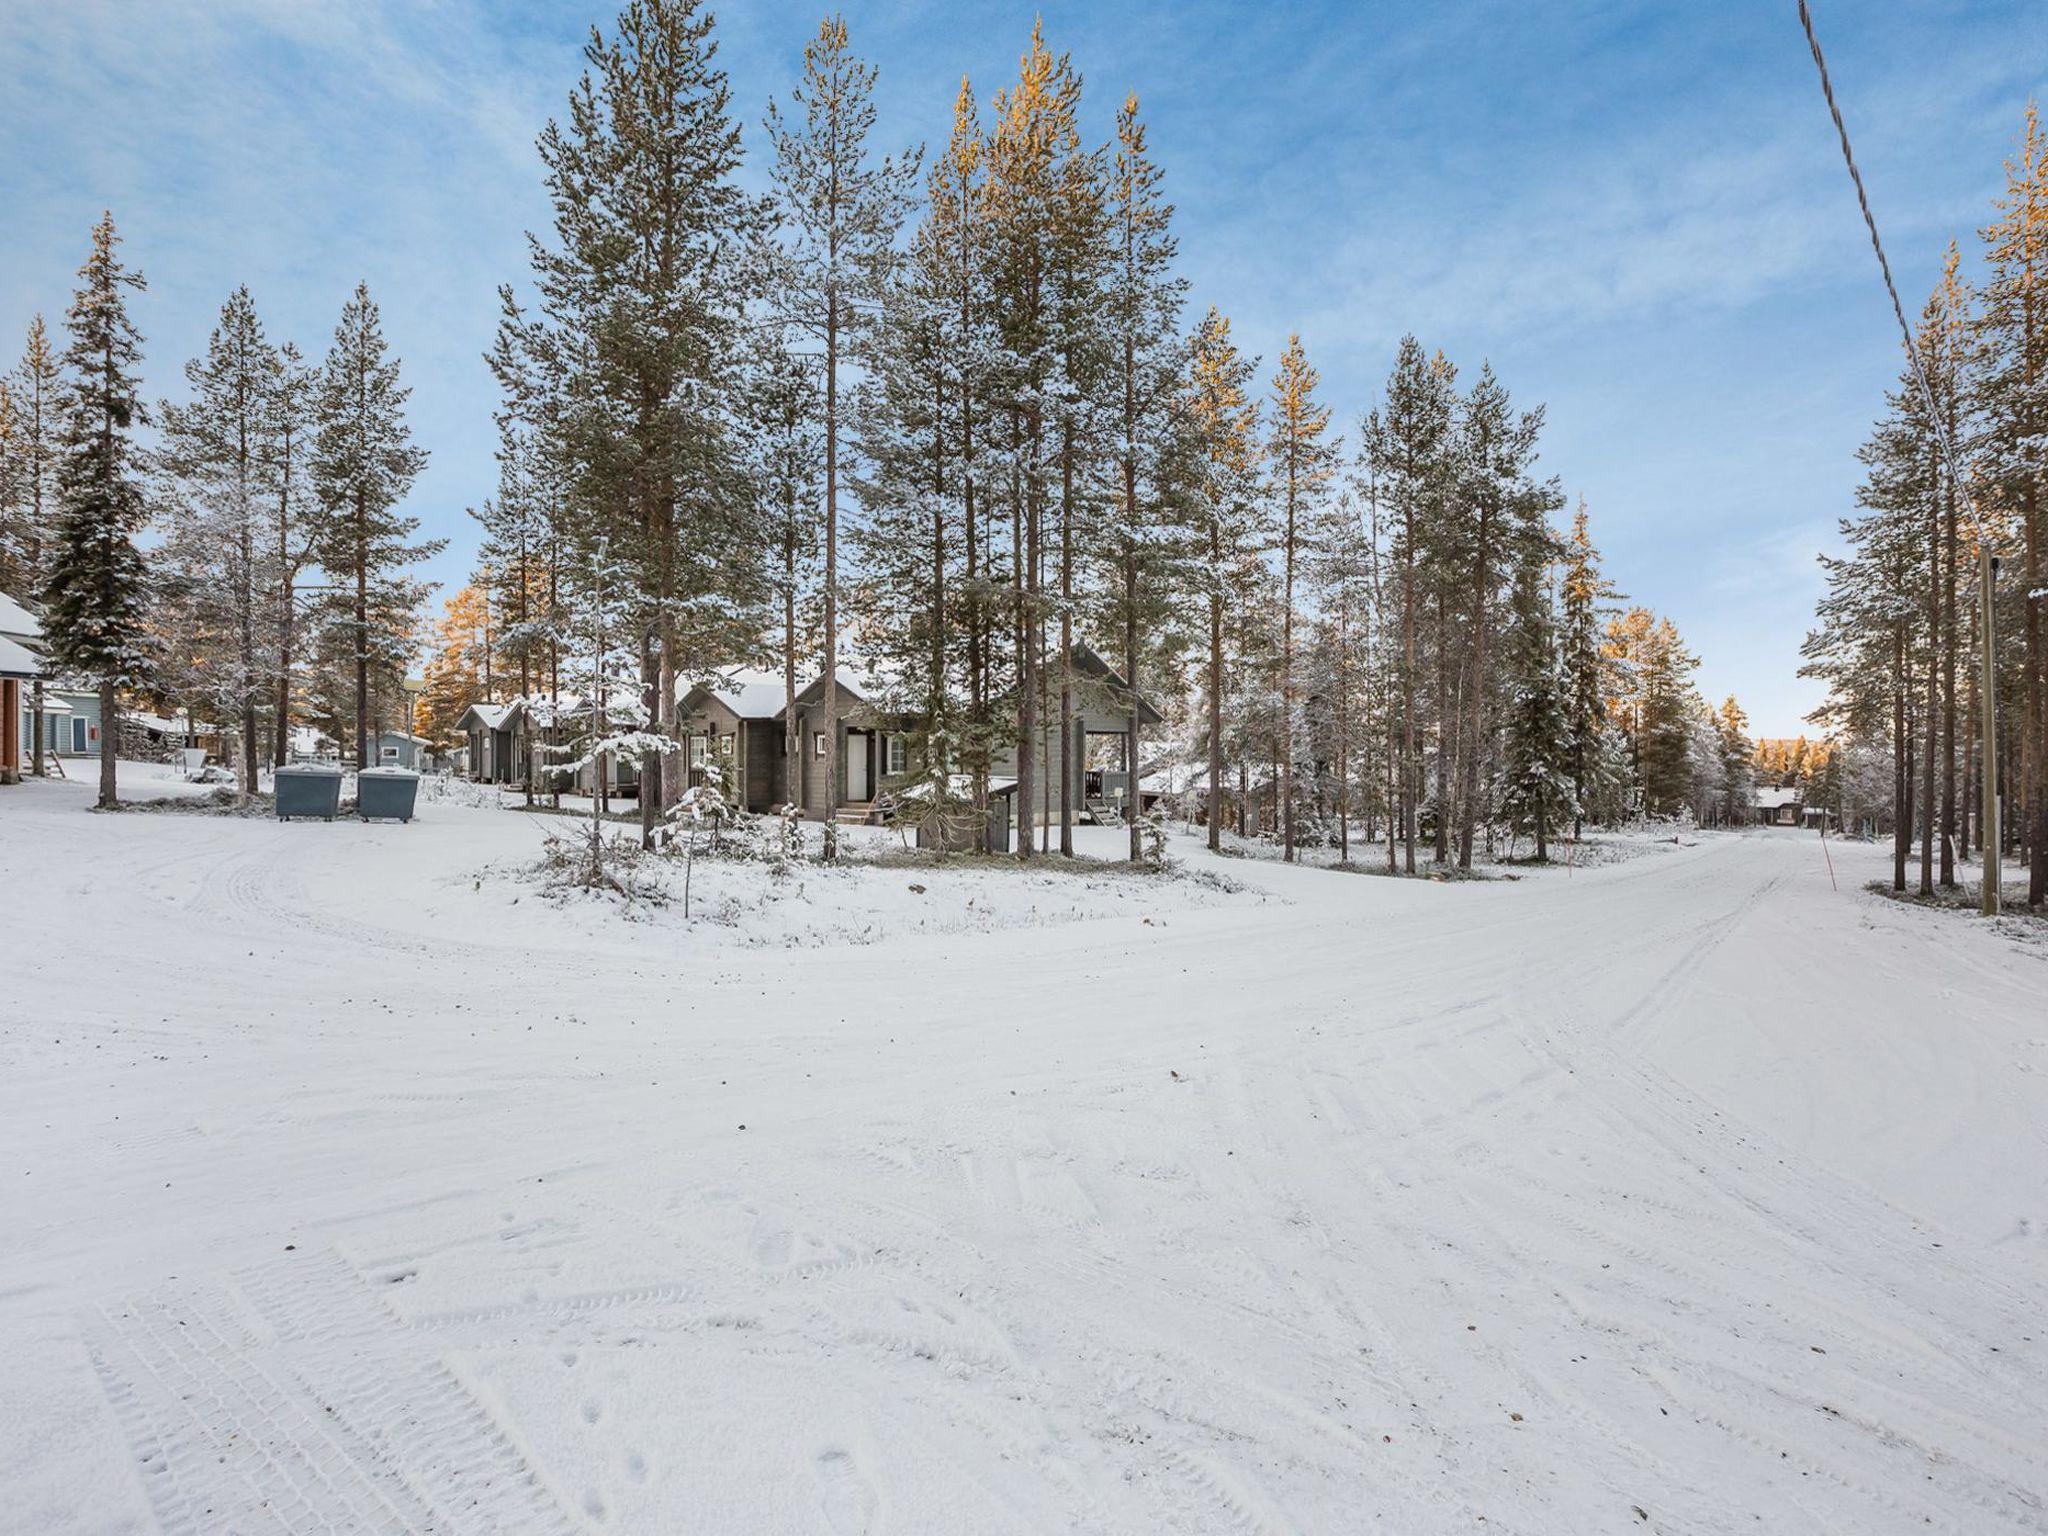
[370,730,431,771]
[1753,786,1801,826]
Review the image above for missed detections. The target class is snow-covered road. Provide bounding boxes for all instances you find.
[2,779,2044,1534]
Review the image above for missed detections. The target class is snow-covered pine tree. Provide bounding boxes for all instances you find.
[855,196,966,800]
[474,420,565,804]
[521,0,764,848]
[1559,499,1619,834]
[1976,102,2047,903]
[310,282,438,771]
[8,320,62,776]
[983,24,1087,858]
[266,339,321,768]
[763,14,919,858]
[1183,308,1260,850]
[1307,488,1377,859]
[1361,338,1456,872]
[156,286,283,797]
[1266,334,1337,862]
[1634,614,1699,818]
[43,214,153,810]
[1496,554,1573,860]
[1045,85,1110,858]
[744,345,821,809]
[1713,695,1754,828]
[1095,92,1186,860]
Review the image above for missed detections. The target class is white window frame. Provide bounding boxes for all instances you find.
[814,731,828,758]
[380,744,399,762]
[689,734,708,769]
[887,734,907,775]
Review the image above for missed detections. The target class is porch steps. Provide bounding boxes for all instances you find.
[834,801,877,826]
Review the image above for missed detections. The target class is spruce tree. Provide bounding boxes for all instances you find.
[1496,557,1572,859]
[310,282,437,771]
[1559,499,1618,834]
[43,214,153,810]
[1714,696,1754,827]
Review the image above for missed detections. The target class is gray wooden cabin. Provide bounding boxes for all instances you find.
[780,645,1162,830]
[675,670,794,812]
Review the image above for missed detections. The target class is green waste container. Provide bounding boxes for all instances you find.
[275,763,342,821]
[357,767,421,823]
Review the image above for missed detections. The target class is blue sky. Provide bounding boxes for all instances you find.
[1,0,2040,735]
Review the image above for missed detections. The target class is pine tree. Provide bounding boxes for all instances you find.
[746,346,822,805]
[1559,499,1619,833]
[1977,102,2048,904]
[1496,557,1573,858]
[1184,308,1260,851]
[984,23,1087,858]
[1634,615,1699,817]
[1266,334,1336,861]
[763,13,919,857]
[10,317,63,775]
[156,286,282,797]
[1714,695,1754,827]
[43,214,153,810]
[522,0,764,847]
[1099,92,1186,860]
[310,282,437,770]
[1362,338,1456,872]
[267,340,321,768]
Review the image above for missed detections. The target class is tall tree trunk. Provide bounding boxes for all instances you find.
[1058,427,1073,857]
[98,680,119,809]
[823,286,841,858]
[353,489,369,774]
[1207,587,1224,852]
[1281,452,1297,862]
[1893,618,1908,892]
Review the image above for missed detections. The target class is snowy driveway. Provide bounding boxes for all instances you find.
[2,783,2045,1533]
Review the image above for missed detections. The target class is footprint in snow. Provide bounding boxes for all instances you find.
[815,1448,877,1535]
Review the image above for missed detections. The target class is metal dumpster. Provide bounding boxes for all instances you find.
[275,763,342,821]
[356,767,421,823]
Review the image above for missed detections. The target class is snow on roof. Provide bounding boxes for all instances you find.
[0,591,44,642]
[127,710,210,736]
[897,774,1018,803]
[1754,787,1802,809]
[0,632,42,679]
[708,669,790,719]
[460,702,512,730]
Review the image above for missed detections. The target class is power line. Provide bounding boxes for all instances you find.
[1795,0,1975,506]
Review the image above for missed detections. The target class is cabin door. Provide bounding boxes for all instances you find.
[846,731,871,801]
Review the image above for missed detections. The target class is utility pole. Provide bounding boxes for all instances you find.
[1980,548,2000,917]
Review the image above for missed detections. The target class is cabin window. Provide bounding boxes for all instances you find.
[887,735,907,775]
[815,731,828,758]
[380,745,398,762]
[689,735,708,769]
[717,732,733,756]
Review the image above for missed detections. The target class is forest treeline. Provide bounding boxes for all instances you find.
[1802,104,2048,904]
[5,0,1763,855]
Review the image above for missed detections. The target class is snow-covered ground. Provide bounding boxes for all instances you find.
[2,773,2044,1534]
